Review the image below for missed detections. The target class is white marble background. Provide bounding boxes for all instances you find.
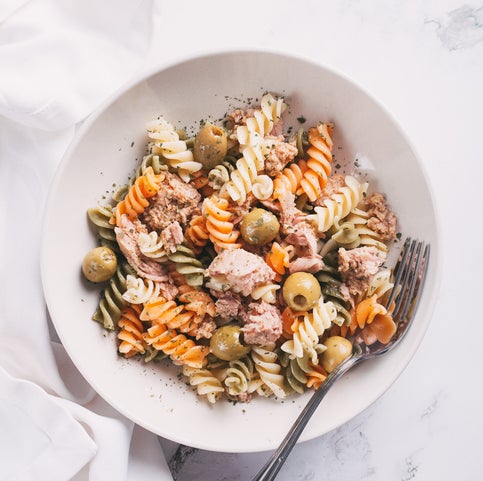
[142,1,483,480]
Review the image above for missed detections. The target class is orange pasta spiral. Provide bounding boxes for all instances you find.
[305,363,328,390]
[353,295,397,345]
[272,161,307,199]
[117,304,146,358]
[281,306,306,339]
[178,286,216,318]
[111,167,164,225]
[143,322,209,368]
[202,195,241,251]
[266,242,290,281]
[140,297,194,332]
[185,215,210,253]
[297,123,334,202]
[189,171,213,197]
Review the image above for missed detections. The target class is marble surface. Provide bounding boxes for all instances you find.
[143,1,483,480]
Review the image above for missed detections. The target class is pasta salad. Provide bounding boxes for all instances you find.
[82,93,400,403]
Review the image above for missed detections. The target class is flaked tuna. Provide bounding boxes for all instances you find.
[207,248,275,297]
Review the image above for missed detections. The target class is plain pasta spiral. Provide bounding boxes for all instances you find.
[307,175,368,234]
[147,117,203,182]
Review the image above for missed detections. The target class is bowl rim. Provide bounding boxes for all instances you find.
[41,48,443,452]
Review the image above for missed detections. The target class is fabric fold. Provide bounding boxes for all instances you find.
[0,0,174,479]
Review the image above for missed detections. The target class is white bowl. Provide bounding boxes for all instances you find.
[41,50,441,453]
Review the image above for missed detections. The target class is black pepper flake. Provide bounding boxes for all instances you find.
[296,116,306,124]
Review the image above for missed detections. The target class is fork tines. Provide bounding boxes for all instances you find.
[386,238,430,322]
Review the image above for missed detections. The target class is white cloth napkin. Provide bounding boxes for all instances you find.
[0,1,173,480]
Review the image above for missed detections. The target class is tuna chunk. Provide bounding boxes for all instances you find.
[141,171,201,231]
[228,193,257,226]
[278,189,304,234]
[206,248,275,296]
[338,246,384,296]
[285,222,319,258]
[285,221,324,274]
[241,301,283,345]
[264,135,298,176]
[115,215,168,282]
[190,317,216,340]
[314,174,346,206]
[160,221,183,253]
[289,256,324,274]
[215,292,243,320]
[365,193,398,241]
[225,108,257,130]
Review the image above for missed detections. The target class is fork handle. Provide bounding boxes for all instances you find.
[252,353,363,481]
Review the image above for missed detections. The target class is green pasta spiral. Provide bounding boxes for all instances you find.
[87,205,119,253]
[167,244,205,287]
[224,357,254,396]
[279,351,313,395]
[130,154,167,185]
[316,253,352,327]
[92,261,135,330]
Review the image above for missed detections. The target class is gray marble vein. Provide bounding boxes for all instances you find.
[169,445,198,481]
[426,4,483,50]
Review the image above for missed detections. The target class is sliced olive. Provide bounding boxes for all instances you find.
[210,325,251,361]
[82,246,117,283]
[194,123,228,170]
[282,272,321,311]
[240,208,280,245]
[321,336,353,373]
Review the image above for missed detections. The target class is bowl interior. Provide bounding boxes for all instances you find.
[41,51,440,452]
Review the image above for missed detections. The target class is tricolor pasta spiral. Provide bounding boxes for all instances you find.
[296,123,334,202]
[167,244,205,287]
[250,345,287,398]
[182,366,225,404]
[224,357,254,397]
[122,274,162,304]
[87,205,118,253]
[111,167,164,225]
[184,215,210,254]
[342,208,389,256]
[219,148,265,204]
[143,322,209,368]
[130,154,167,185]
[367,268,394,300]
[236,93,286,144]
[117,305,146,358]
[281,296,337,363]
[352,295,397,345]
[307,175,368,234]
[147,117,202,182]
[272,161,307,199]
[250,283,280,304]
[207,160,235,189]
[279,350,313,394]
[92,262,134,330]
[137,231,168,262]
[202,195,241,251]
[221,94,286,204]
[266,242,292,280]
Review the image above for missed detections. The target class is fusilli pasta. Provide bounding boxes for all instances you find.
[83,92,402,405]
[147,117,202,182]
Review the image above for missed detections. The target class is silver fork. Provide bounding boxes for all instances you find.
[252,238,430,481]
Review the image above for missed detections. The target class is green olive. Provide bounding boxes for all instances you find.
[82,246,117,283]
[282,272,321,311]
[321,336,353,373]
[240,208,280,245]
[194,123,228,170]
[210,325,251,361]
